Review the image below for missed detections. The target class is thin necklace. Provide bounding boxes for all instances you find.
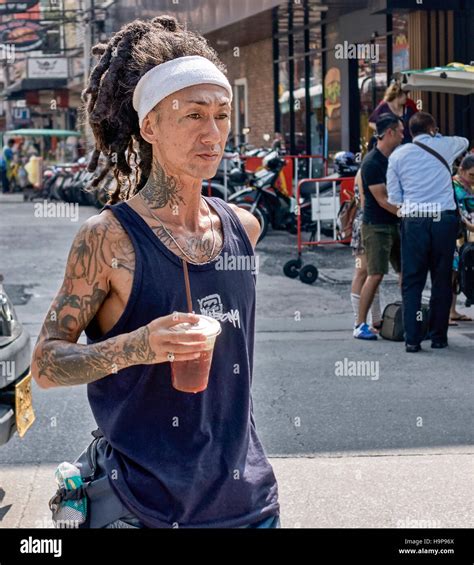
[139,192,218,265]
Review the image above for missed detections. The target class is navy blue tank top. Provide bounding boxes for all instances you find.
[85,196,279,528]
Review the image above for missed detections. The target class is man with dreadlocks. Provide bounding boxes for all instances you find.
[31,16,280,529]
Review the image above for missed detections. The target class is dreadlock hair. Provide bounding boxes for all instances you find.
[81,15,227,204]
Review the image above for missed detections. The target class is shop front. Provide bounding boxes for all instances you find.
[208,0,473,173]
[321,0,473,159]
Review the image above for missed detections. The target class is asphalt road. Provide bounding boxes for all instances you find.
[0,194,472,528]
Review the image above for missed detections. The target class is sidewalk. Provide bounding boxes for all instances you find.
[1,451,472,528]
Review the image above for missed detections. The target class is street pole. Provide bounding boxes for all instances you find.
[83,0,92,89]
[1,59,12,131]
[91,0,95,49]
[82,0,94,150]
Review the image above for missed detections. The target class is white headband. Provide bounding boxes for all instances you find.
[132,55,233,127]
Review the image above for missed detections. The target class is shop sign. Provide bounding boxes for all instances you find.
[27,57,68,79]
[0,20,44,52]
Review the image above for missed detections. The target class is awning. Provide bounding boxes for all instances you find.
[400,63,474,96]
[5,78,68,97]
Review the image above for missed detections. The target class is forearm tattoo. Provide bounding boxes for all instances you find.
[36,326,156,386]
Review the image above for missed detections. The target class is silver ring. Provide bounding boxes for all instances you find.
[167,352,175,363]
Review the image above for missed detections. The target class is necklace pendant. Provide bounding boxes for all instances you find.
[139,192,218,265]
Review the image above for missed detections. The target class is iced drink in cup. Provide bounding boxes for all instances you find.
[169,315,221,393]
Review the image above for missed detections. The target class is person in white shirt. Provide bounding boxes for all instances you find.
[387,112,469,352]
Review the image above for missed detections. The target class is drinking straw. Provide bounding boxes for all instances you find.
[182,259,194,315]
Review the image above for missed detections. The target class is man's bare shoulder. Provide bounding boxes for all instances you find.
[69,208,134,281]
[78,208,133,250]
[83,208,123,237]
[227,203,260,250]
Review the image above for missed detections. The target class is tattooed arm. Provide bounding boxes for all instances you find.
[31,212,155,389]
[31,212,207,389]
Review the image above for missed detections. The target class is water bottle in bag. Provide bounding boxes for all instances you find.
[52,462,87,527]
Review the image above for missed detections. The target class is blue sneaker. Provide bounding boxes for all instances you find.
[353,322,378,340]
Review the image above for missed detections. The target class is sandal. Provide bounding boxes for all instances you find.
[450,314,473,322]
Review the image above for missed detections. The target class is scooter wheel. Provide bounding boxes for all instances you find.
[299,264,318,285]
[283,259,302,278]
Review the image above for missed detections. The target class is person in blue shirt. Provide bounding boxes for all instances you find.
[1,139,15,193]
[387,112,469,352]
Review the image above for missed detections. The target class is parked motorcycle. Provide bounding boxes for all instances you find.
[228,148,288,241]
[25,156,108,208]
[229,150,359,242]
[202,143,262,199]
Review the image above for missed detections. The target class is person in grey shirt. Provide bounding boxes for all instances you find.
[387,112,469,352]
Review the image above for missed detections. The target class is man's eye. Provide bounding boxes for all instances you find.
[188,114,230,120]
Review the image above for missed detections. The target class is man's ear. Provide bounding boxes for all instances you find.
[140,114,158,145]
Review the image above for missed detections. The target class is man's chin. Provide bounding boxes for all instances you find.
[196,154,220,165]
[183,163,219,182]
[194,159,220,176]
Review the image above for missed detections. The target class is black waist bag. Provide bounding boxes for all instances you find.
[380,301,430,341]
[49,429,130,528]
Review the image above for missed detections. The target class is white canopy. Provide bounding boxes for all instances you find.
[401,63,474,96]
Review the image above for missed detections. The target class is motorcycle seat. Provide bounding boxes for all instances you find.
[299,180,337,199]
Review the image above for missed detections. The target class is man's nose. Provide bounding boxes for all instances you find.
[200,116,224,144]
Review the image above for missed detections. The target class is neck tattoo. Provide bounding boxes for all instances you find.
[140,160,185,211]
[139,191,218,265]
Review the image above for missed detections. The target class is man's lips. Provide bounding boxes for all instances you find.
[197,153,219,161]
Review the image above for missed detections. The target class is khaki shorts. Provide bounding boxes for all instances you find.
[361,223,401,275]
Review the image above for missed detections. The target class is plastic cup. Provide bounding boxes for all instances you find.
[169,315,221,393]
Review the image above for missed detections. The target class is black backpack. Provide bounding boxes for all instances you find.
[380,301,430,342]
[458,242,474,307]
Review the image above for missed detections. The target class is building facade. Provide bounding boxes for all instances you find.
[322,0,474,157]
[2,0,473,165]
[125,0,473,162]
[0,0,116,156]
